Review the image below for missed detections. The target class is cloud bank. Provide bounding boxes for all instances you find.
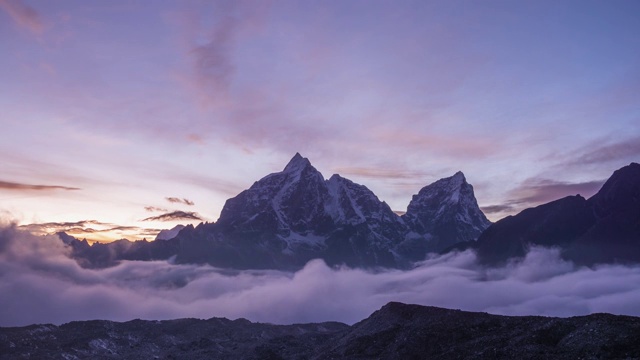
[1,224,640,327]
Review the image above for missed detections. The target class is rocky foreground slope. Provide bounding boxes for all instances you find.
[2,302,640,359]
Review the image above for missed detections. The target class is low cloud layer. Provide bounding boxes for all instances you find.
[1,224,640,327]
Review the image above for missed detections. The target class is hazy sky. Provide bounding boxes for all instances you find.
[1,0,639,241]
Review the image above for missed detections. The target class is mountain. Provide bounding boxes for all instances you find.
[475,162,640,265]
[3,302,640,359]
[400,171,491,259]
[155,225,185,241]
[171,153,488,269]
[64,153,490,270]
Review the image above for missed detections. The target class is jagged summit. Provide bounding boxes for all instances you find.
[61,158,640,270]
[452,170,465,179]
[283,152,312,173]
[155,225,185,241]
[402,171,491,251]
[210,154,491,267]
[66,153,492,270]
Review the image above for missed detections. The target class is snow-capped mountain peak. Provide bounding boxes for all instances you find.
[402,171,491,250]
[283,152,312,173]
[211,154,490,268]
[155,225,185,241]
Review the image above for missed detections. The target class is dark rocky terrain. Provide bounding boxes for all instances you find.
[66,153,490,270]
[2,302,640,359]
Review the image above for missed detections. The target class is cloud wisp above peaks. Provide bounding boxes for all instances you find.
[0,0,44,35]
[2,225,640,327]
[481,177,605,217]
[141,210,203,222]
[572,137,640,166]
[179,0,271,107]
[165,197,195,206]
[333,166,433,181]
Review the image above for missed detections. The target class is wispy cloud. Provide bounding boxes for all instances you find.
[19,220,104,234]
[368,127,500,160]
[0,180,80,191]
[0,0,44,35]
[481,204,515,214]
[18,220,161,242]
[572,137,640,166]
[145,206,169,212]
[189,12,236,104]
[165,197,195,206]
[333,167,432,180]
[510,178,604,205]
[181,0,269,107]
[483,178,605,217]
[142,211,203,222]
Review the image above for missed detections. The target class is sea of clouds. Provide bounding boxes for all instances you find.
[2,223,640,327]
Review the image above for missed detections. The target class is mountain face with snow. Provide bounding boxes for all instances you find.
[58,158,640,270]
[400,172,491,258]
[64,153,490,270]
[169,153,490,269]
[155,225,185,240]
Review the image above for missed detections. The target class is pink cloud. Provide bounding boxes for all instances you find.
[368,126,500,159]
[482,178,605,218]
[0,0,44,35]
[572,137,640,166]
[333,166,433,181]
[0,180,79,191]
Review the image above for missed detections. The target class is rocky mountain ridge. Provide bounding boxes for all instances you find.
[472,162,640,265]
[68,153,490,270]
[64,157,640,270]
[2,302,639,359]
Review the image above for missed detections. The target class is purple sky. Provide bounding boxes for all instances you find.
[1,0,639,241]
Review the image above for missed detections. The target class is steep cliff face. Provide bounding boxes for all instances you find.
[398,172,491,259]
[217,153,334,237]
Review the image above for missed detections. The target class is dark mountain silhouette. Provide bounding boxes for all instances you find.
[66,153,490,270]
[474,162,640,265]
[63,157,640,270]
